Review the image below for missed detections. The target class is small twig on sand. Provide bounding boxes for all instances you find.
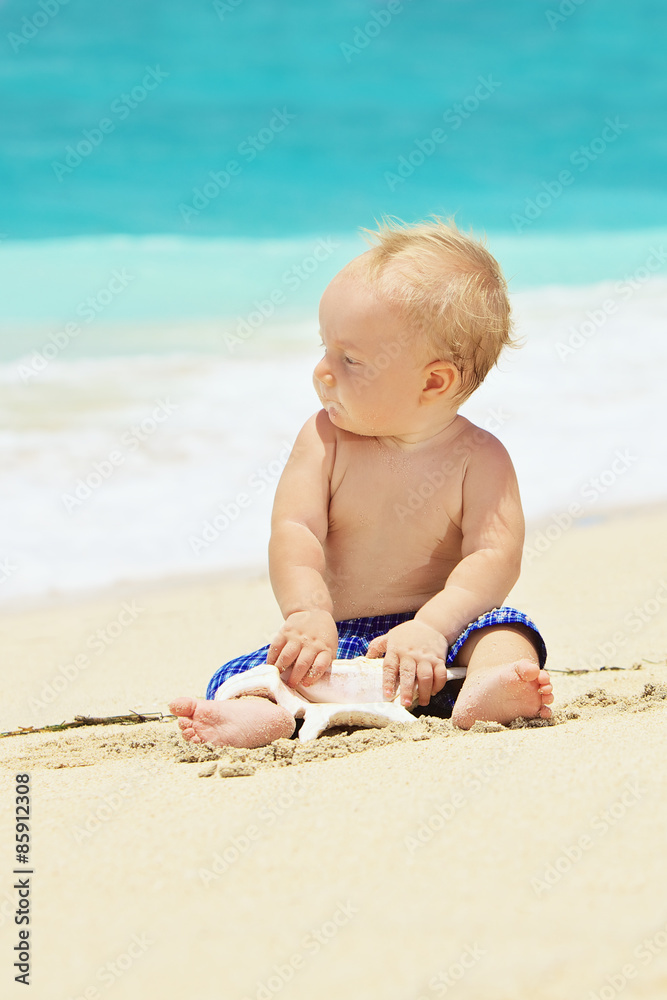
[0,711,176,739]
[549,660,663,675]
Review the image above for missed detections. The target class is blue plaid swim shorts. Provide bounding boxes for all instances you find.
[205,606,547,718]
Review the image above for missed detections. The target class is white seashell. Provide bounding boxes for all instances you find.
[297,701,419,742]
[284,655,465,706]
[213,658,466,742]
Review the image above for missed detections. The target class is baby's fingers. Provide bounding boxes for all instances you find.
[288,645,333,688]
[272,640,301,673]
[266,632,288,666]
[367,634,387,658]
[416,659,436,706]
[431,660,448,697]
[286,650,316,688]
[382,652,399,700]
[398,656,417,708]
[300,650,332,687]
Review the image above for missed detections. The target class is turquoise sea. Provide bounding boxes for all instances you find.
[1,0,666,603]
[2,0,667,242]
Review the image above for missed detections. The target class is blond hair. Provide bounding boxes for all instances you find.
[359,216,515,401]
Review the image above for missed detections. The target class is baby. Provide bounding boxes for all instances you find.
[171,217,552,747]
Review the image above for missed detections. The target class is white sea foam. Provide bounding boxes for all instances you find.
[2,276,666,605]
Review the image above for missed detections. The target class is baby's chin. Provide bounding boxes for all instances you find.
[326,410,385,438]
[319,401,388,437]
[322,404,355,432]
[321,401,345,423]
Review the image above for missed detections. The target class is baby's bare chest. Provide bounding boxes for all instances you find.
[328,442,464,541]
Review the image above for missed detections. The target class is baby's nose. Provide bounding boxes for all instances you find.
[313,358,335,386]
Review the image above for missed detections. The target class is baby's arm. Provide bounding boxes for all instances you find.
[415,434,524,641]
[373,434,524,706]
[266,411,338,686]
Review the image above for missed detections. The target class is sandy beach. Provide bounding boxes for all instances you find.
[4,2,666,998]
[2,502,667,1000]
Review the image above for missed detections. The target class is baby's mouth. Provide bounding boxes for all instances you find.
[318,390,338,406]
[321,398,342,419]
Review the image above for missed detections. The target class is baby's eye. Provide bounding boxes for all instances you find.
[343,356,359,366]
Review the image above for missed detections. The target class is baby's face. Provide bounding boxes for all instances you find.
[313,266,427,437]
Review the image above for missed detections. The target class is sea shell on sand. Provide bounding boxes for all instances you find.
[285,656,465,705]
[213,658,466,742]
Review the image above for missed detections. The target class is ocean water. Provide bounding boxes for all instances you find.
[2,0,666,238]
[1,0,666,605]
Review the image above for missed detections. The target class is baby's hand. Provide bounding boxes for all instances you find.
[367,621,448,708]
[266,610,338,688]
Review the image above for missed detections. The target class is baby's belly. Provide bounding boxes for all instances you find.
[323,535,458,621]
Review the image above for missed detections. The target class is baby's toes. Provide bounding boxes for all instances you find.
[177,719,201,741]
[514,659,540,683]
[539,675,554,705]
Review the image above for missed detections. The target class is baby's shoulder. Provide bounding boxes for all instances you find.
[452,416,513,464]
[295,410,338,450]
[291,410,356,478]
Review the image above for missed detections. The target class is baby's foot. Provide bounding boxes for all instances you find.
[169,695,295,748]
[451,660,553,730]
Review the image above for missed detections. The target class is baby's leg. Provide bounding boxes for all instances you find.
[450,625,553,729]
[169,695,295,748]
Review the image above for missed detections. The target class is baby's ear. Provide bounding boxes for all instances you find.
[423,362,458,397]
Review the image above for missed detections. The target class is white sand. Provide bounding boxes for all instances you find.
[1,504,667,999]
